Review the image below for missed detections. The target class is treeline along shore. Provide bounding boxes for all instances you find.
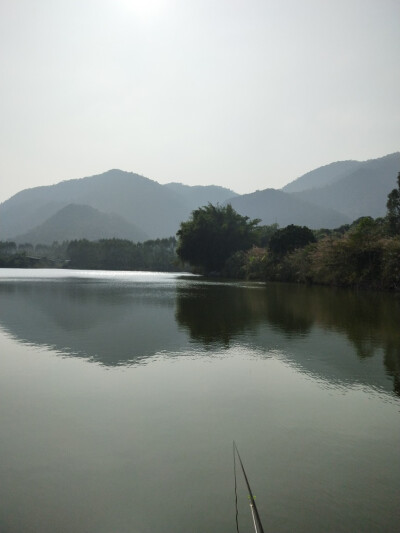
[174,172,400,292]
[0,237,180,272]
[1,172,400,291]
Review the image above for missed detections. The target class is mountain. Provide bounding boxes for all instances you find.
[229,152,399,229]
[13,204,149,245]
[0,170,189,240]
[1,152,398,243]
[282,160,362,193]
[228,189,350,229]
[292,152,400,220]
[164,182,238,210]
[0,170,240,242]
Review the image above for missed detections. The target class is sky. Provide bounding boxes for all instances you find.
[0,0,399,203]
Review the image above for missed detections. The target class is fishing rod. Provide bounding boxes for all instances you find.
[233,441,265,533]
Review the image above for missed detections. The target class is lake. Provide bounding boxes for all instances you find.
[0,269,399,533]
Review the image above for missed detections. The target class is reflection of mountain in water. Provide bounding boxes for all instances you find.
[0,275,399,396]
[0,279,190,365]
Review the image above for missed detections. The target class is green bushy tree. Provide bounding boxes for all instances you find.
[269,224,316,256]
[176,204,260,273]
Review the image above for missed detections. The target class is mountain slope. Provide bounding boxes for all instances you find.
[14,204,149,245]
[0,170,240,241]
[164,183,238,210]
[0,170,190,240]
[293,152,400,220]
[1,152,398,243]
[282,160,362,193]
[228,189,350,229]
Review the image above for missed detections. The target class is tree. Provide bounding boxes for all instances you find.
[0,241,16,256]
[387,171,400,235]
[255,223,279,247]
[176,204,260,273]
[269,224,316,256]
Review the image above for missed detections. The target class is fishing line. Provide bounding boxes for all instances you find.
[233,441,240,533]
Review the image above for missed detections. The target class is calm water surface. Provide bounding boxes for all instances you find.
[0,269,399,533]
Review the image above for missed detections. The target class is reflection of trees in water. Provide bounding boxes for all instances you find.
[1,277,399,395]
[175,284,266,346]
[310,287,400,396]
[262,284,314,336]
[264,285,400,389]
[175,283,314,347]
[305,287,398,356]
[176,282,400,396]
[383,345,400,396]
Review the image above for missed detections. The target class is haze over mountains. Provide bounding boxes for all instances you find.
[229,188,348,229]
[14,204,149,245]
[230,152,399,228]
[0,152,398,244]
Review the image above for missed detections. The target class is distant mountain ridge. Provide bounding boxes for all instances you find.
[0,170,237,243]
[228,188,350,229]
[13,204,149,245]
[291,152,400,220]
[282,160,362,193]
[0,170,189,240]
[0,152,398,243]
[164,182,238,210]
[230,152,399,229]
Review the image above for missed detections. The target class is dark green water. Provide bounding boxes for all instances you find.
[0,269,399,533]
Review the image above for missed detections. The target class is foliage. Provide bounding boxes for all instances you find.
[0,241,17,255]
[259,217,399,290]
[254,223,279,247]
[223,250,247,279]
[176,204,260,273]
[0,251,28,268]
[380,237,400,291]
[386,171,400,235]
[223,247,270,280]
[1,238,179,272]
[17,243,34,253]
[228,174,400,291]
[66,237,179,271]
[226,215,400,291]
[33,241,70,262]
[269,224,316,256]
[175,174,400,291]
[0,240,67,268]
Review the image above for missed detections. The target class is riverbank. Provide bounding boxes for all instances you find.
[223,230,400,292]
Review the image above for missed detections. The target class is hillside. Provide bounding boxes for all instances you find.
[164,182,237,210]
[282,160,361,193]
[0,170,188,240]
[293,152,400,220]
[13,204,149,245]
[1,152,398,243]
[228,188,350,229]
[0,170,239,242]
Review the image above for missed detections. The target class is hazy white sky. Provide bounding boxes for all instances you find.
[0,0,399,203]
